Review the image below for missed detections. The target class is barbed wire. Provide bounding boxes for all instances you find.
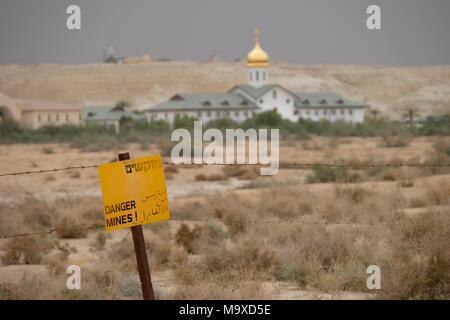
[0,220,383,240]
[1,161,449,177]
[2,216,449,240]
[0,224,104,239]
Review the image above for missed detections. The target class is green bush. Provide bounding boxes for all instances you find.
[307,161,360,183]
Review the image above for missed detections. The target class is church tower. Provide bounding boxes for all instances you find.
[247,28,269,87]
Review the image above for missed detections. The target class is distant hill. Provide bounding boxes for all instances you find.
[0,61,449,120]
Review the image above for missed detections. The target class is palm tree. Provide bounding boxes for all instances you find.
[403,108,418,126]
[370,109,379,120]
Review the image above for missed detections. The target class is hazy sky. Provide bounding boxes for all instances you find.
[0,0,449,65]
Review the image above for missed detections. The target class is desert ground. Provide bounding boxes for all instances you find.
[1,62,450,119]
[0,136,448,299]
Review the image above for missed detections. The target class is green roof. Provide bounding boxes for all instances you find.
[144,93,259,112]
[228,84,277,99]
[83,106,145,121]
[294,92,366,108]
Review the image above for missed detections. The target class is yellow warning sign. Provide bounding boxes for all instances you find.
[98,154,170,232]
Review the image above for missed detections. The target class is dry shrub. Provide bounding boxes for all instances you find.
[108,239,137,272]
[54,216,88,239]
[54,197,104,239]
[222,165,259,180]
[380,131,411,148]
[259,187,314,219]
[45,174,56,182]
[409,198,427,208]
[381,210,450,299]
[381,169,401,181]
[90,232,107,251]
[203,240,276,279]
[398,178,415,188]
[195,173,207,181]
[69,171,81,179]
[195,173,224,181]
[170,200,207,221]
[335,186,368,204]
[175,223,203,254]
[19,197,56,229]
[164,165,179,173]
[1,236,55,265]
[425,179,450,205]
[302,140,322,150]
[171,279,271,300]
[147,239,172,266]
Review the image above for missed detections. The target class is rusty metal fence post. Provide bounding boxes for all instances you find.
[118,152,155,300]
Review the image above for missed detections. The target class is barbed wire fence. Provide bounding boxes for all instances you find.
[0,161,449,240]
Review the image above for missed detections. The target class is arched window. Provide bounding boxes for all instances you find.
[256,71,259,81]
[273,90,277,99]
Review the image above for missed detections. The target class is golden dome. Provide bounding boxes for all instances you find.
[247,28,269,67]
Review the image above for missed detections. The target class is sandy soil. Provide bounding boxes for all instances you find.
[0,136,448,299]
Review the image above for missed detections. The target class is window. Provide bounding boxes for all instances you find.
[165,113,168,119]
[235,111,239,117]
[331,110,336,115]
[47,114,51,121]
[56,114,59,122]
[207,111,211,117]
[349,109,353,115]
[259,99,263,104]
[294,110,299,115]
[198,111,202,117]
[38,114,41,122]
[225,111,230,117]
[324,110,327,115]
[315,110,319,115]
[273,90,277,99]
[340,110,344,115]
[216,111,221,117]
[306,110,310,115]
[256,71,259,81]
[286,99,290,104]
[79,114,81,121]
[65,114,69,122]
[170,94,184,101]
[263,71,266,81]
[202,100,211,106]
[244,111,248,117]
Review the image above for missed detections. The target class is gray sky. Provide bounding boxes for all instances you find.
[0,0,449,65]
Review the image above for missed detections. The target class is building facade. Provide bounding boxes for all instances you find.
[144,29,367,124]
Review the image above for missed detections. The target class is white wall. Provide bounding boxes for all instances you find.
[257,87,297,121]
[22,110,82,129]
[145,109,255,125]
[297,108,365,123]
[248,67,268,87]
